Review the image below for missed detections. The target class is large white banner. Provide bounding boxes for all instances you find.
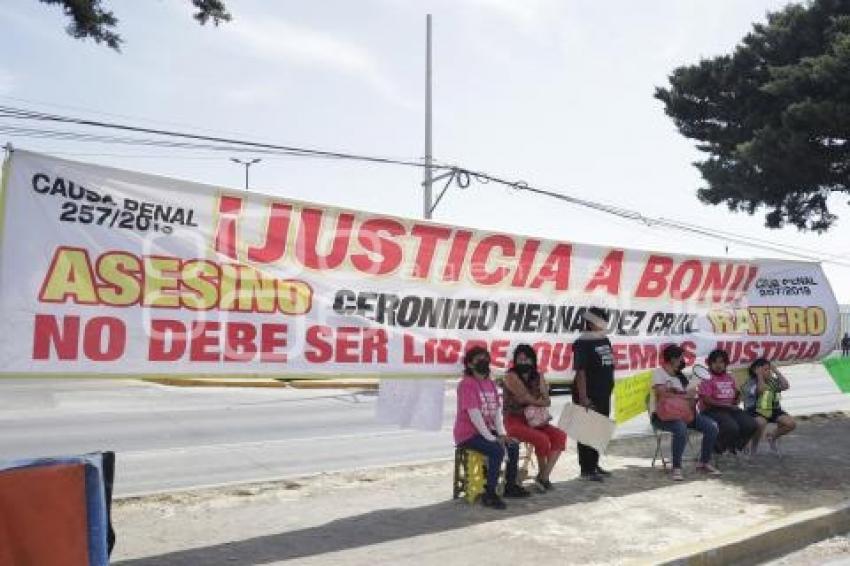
[0,150,841,377]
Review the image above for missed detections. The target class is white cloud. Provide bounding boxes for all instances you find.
[0,69,14,94]
[461,0,563,29]
[224,17,412,109]
[221,83,279,105]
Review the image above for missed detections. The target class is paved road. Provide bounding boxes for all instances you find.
[1,363,848,497]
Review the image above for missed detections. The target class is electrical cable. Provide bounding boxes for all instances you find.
[2,103,848,268]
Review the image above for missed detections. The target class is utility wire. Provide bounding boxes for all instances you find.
[0,106,447,170]
[0,94,266,141]
[2,104,848,268]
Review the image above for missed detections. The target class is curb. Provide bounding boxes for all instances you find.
[142,377,378,390]
[142,377,287,388]
[286,380,378,390]
[648,499,850,566]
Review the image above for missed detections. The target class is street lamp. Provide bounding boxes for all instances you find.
[230,157,262,190]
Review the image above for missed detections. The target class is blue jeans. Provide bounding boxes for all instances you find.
[458,434,519,495]
[653,413,719,468]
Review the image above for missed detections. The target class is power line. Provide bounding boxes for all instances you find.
[0,94,268,141]
[0,106,444,170]
[2,103,848,268]
[432,165,850,267]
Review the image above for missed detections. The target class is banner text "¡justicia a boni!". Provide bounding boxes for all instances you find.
[0,150,840,377]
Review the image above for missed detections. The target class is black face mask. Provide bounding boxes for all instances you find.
[473,360,490,376]
[677,360,686,371]
[515,362,534,375]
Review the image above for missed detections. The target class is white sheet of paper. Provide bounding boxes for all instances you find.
[558,403,616,453]
[376,379,445,431]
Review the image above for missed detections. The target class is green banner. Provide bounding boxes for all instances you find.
[823,357,850,393]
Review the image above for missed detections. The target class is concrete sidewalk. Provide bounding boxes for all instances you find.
[112,413,850,566]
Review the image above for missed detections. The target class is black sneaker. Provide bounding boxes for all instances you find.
[503,484,532,498]
[580,471,604,482]
[481,492,507,509]
[595,466,612,477]
[535,476,553,490]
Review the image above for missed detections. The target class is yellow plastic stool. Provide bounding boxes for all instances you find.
[453,447,487,503]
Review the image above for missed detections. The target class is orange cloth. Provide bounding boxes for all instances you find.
[0,463,89,566]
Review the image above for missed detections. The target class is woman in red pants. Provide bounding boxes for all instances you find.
[502,344,567,490]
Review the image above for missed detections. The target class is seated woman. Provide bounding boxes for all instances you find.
[698,349,758,455]
[453,346,530,509]
[743,358,796,454]
[502,344,567,491]
[650,344,721,480]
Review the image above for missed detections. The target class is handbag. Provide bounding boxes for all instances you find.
[656,394,694,424]
[524,405,552,428]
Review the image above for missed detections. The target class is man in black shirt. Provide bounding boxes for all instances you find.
[572,307,615,482]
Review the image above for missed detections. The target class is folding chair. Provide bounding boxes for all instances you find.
[517,441,536,483]
[648,394,671,469]
[648,394,695,469]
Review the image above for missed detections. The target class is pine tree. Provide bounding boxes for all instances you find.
[38,0,231,51]
[656,0,850,231]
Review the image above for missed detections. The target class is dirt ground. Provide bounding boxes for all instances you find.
[111,412,850,565]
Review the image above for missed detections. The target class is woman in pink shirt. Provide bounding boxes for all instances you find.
[454,346,529,509]
[698,349,757,455]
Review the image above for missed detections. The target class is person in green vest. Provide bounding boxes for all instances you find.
[742,358,796,454]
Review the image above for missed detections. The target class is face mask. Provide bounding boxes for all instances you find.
[473,360,490,376]
[515,362,534,374]
[677,360,686,371]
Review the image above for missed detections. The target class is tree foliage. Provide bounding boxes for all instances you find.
[656,0,850,231]
[38,0,231,51]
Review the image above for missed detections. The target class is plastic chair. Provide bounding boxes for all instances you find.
[453,441,528,502]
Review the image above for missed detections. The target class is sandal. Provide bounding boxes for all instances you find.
[767,433,778,453]
[696,462,722,476]
[535,475,553,490]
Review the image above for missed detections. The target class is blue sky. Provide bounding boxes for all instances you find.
[2,0,849,302]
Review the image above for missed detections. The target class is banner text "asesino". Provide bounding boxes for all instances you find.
[38,247,313,314]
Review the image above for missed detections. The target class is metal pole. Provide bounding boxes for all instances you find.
[244,162,249,190]
[423,14,433,219]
